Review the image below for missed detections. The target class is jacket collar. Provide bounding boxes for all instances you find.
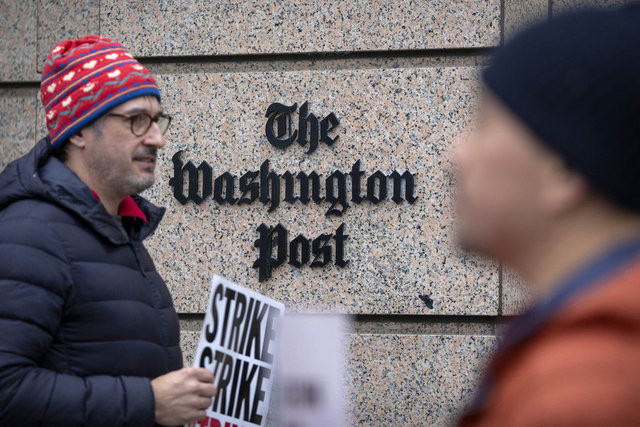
[90,190,148,223]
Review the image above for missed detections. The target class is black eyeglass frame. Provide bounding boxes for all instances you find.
[105,112,172,136]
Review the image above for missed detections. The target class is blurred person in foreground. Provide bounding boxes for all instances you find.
[0,36,215,426]
[454,4,640,426]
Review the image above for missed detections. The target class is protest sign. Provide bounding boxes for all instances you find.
[187,275,285,427]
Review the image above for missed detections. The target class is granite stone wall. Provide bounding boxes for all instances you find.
[0,0,629,425]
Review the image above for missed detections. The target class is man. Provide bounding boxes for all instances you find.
[0,36,215,426]
[453,5,640,426]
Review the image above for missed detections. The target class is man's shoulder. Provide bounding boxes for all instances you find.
[0,197,78,228]
[560,253,640,324]
[493,324,640,426]
[514,256,640,379]
[488,259,640,425]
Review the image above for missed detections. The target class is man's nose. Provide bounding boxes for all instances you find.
[447,131,470,175]
[142,121,166,149]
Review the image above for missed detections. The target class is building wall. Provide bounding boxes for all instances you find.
[0,0,628,425]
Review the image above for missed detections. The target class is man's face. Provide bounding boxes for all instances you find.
[83,96,165,198]
[451,94,561,260]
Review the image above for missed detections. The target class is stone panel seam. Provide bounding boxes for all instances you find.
[353,314,498,322]
[136,47,494,65]
[178,313,501,322]
[35,0,40,77]
[500,0,506,46]
[33,91,38,145]
[0,82,41,89]
[178,313,501,336]
[2,48,492,85]
[498,264,504,316]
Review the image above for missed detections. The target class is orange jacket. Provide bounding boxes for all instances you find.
[459,242,640,426]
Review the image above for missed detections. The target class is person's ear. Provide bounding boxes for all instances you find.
[540,162,589,216]
[68,130,88,149]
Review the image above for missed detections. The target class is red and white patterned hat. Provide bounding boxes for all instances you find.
[41,35,161,148]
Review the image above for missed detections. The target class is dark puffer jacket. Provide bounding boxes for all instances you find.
[0,138,182,426]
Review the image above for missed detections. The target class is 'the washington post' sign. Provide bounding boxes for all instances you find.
[188,275,285,427]
[169,102,418,282]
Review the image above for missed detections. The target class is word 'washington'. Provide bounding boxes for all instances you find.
[169,151,418,216]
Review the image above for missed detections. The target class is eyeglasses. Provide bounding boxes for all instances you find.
[106,111,172,136]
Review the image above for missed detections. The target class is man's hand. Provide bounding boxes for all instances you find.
[151,367,217,426]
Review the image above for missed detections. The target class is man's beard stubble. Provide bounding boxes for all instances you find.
[88,146,158,197]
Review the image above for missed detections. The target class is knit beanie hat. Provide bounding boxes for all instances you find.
[41,35,160,149]
[483,4,640,212]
